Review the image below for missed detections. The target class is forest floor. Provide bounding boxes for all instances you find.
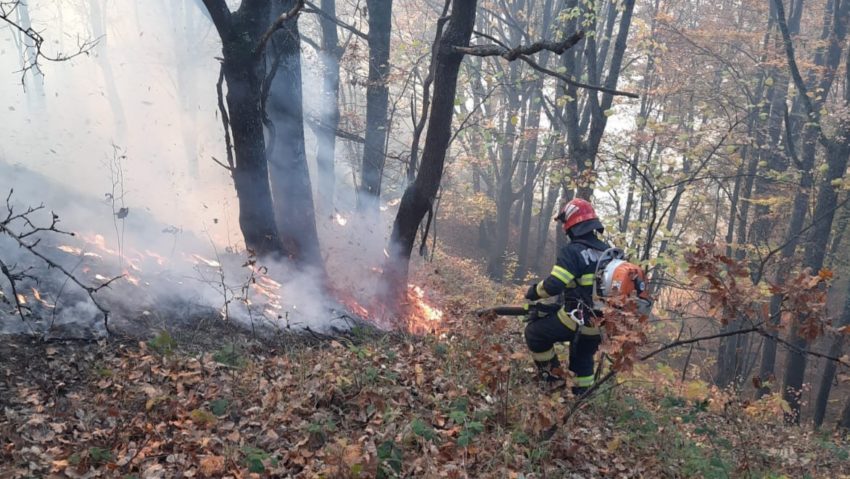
[2,256,850,478]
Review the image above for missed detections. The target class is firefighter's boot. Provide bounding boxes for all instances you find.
[571,374,595,397]
[571,386,589,397]
[535,357,566,391]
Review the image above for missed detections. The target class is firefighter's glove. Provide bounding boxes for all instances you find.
[524,303,541,323]
[525,284,541,301]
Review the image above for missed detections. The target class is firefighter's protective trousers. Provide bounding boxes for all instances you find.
[524,311,601,388]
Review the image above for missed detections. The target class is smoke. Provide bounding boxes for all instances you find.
[0,160,380,337]
[0,1,413,338]
[0,0,235,240]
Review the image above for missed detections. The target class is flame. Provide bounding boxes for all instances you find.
[16,293,26,305]
[83,234,121,257]
[57,245,82,255]
[333,284,444,335]
[334,213,348,226]
[191,254,221,268]
[144,250,168,266]
[49,228,446,335]
[257,275,282,289]
[347,299,371,320]
[251,280,282,309]
[31,288,55,309]
[404,284,444,334]
[123,271,141,286]
[239,265,285,315]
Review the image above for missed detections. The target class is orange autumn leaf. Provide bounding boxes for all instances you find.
[199,455,225,477]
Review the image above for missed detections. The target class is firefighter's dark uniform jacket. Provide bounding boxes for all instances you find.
[523,232,609,388]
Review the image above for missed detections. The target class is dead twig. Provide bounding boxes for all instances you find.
[463,30,638,98]
[458,31,585,60]
[0,0,98,85]
[254,0,306,58]
[0,189,121,336]
[215,63,235,172]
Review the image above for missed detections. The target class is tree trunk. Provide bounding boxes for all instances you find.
[175,0,203,177]
[760,0,850,405]
[748,0,798,246]
[814,287,850,427]
[14,1,45,104]
[718,53,771,389]
[757,127,816,398]
[514,0,554,280]
[782,139,850,420]
[487,178,514,280]
[385,0,477,300]
[532,168,560,276]
[223,66,282,256]
[774,0,850,421]
[562,0,635,200]
[486,58,522,281]
[266,0,323,268]
[315,0,342,215]
[204,0,284,257]
[717,94,765,389]
[90,0,127,141]
[840,396,850,431]
[827,192,850,263]
[359,0,394,211]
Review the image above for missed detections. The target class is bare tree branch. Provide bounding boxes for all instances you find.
[410,0,452,180]
[561,322,850,431]
[302,33,323,51]
[1,190,121,335]
[457,31,585,60]
[0,256,32,322]
[215,64,235,172]
[518,53,641,99]
[771,0,821,128]
[0,0,98,85]
[306,117,365,143]
[303,0,368,40]
[465,30,638,98]
[254,0,306,57]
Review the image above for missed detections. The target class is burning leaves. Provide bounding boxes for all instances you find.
[30,287,54,309]
[406,284,444,334]
[1,192,119,331]
[56,245,83,256]
[334,283,445,335]
[36,221,453,336]
[191,253,221,269]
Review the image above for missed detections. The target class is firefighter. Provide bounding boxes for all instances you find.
[523,198,608,395]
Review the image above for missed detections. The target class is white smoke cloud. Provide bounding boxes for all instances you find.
[0,1,414,339]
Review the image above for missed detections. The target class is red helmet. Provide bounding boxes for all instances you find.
[555,198,603,236]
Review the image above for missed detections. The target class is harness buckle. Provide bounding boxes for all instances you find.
[568,308,585,327]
